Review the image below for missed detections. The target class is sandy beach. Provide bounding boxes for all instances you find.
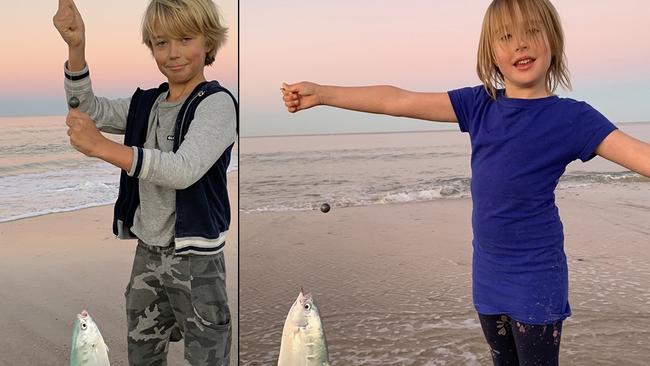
[240,182,650,365]
[0,172,238,366]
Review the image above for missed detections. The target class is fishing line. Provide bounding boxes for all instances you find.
[282,85,331,214]
[319,140,331,213]
[69,76,80,109]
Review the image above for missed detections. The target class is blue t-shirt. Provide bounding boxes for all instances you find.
[448,85,617,324]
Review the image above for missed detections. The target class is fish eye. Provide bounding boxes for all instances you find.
[304,303,311,310]
[80,322,87,330]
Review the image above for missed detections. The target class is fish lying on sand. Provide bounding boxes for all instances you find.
[278,290,331,366]
[70,310,110,366]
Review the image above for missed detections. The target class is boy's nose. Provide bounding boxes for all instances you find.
[169,41,181,58]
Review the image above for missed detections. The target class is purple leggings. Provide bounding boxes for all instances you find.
[478,313,563,366]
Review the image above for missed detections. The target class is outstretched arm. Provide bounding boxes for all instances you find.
[282,82,458,123]
[596,130,650,177]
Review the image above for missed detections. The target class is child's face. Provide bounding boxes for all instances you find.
[492,23,552,98]
[151,26,209,88]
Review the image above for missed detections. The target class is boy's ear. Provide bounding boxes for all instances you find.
[205,40,215,54]
[205,44,215,59]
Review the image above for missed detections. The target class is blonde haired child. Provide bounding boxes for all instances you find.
[282,0,650,364]
[54,0,236,364]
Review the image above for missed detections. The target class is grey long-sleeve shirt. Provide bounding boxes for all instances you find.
[64,63,237,246]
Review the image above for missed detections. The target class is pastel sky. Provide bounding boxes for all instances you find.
[241,0,650,136]
[0,0,237,117]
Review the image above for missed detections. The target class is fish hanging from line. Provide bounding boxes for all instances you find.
[278,289,331,366]
[70,310,110,366]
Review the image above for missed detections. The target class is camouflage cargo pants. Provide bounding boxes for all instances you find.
[125,240,231,365]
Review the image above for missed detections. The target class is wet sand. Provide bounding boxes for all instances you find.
[0,173,238,366]
[240,183,650,365]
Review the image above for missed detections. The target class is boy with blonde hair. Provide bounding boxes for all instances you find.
[54,0,237,364]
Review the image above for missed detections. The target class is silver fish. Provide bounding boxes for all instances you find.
[278,290,331,366]
[70,310,110,366]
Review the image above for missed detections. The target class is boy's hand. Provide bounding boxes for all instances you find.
[281,82,321,113]
[66,110,105,157]
[53,0,85,48]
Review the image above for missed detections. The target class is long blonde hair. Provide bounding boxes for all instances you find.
[477,0,571,98]
[141,0,228,66]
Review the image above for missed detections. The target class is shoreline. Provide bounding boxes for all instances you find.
[0,202,115,224]
[0,172,239,365]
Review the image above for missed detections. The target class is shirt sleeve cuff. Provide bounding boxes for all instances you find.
[128,146,143,177]
[64,61,90,80]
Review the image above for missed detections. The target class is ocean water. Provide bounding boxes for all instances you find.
[0,116,238,222]
[240,122,650,214]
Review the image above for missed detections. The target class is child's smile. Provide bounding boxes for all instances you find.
[167,63,188,71]
[513,56,536,70]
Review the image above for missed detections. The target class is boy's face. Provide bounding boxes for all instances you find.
[151,26,209,89]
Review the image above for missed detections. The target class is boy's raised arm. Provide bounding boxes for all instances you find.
[54,0,130,134]
[53,0,86,71]
[282,81,458,123]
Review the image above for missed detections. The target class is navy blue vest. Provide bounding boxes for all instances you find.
[113,81,238,255]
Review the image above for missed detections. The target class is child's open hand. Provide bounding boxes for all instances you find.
[53,0,85,48]
[281,82,321,113]
[65,109,104,157]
